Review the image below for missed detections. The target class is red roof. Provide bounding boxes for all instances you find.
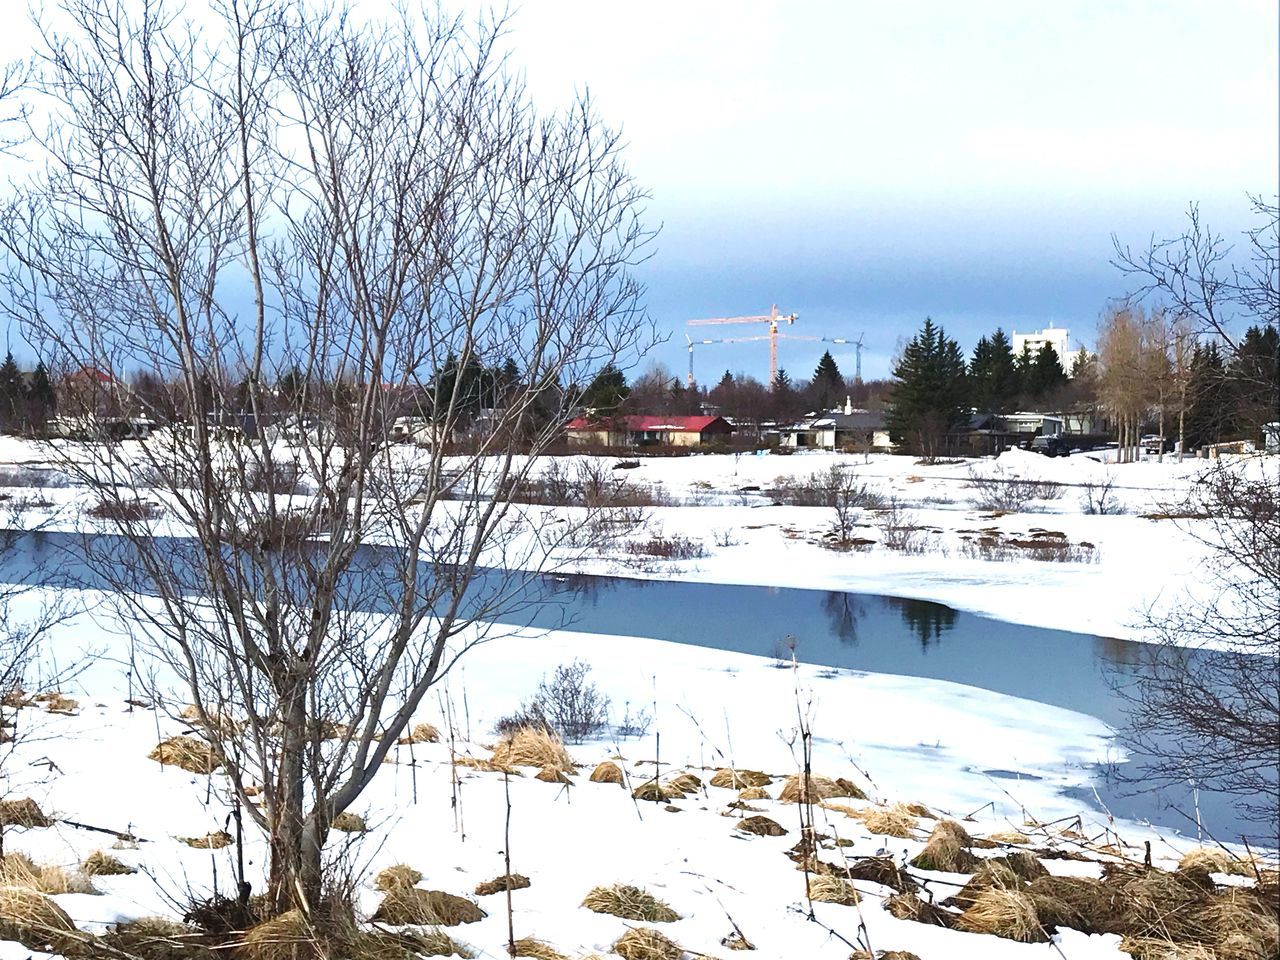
[566,415,732,433]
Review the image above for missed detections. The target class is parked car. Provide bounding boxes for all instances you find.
[1029,434,1072,457]
[1141,434,1172,455]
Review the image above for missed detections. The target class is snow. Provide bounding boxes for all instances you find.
[0,437,1271,958]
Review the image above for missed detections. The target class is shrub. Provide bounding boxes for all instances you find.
[496,660,609,743]
[623,535,706,560]
[968,465,1065,512]
[245,460,310,495]
[0,467,70,488]
[1081,475,1124,515]
[88,498,161,521]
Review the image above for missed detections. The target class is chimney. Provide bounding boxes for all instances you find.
[843,395,852,416]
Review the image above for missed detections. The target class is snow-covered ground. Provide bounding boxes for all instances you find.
[0,437,1272,959]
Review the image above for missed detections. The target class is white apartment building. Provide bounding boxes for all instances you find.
[1011,326,1071,361]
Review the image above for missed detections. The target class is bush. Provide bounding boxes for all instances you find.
[879,498,926,553]
[245,459,310,495]
[769,466,884,510]
[967,465,1065,512]
[88,498,161,521]
[496,660,610,743]
[624,535,706,560]
[0,467,71,488]
[1080,475,1124,515]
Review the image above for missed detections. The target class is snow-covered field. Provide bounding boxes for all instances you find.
[0,437,1273,959]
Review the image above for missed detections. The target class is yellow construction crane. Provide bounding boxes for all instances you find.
[686,305,798,386]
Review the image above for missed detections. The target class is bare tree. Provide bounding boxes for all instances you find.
[1096,302,1147,462]
[1119,464,1280,845]
[1,0,652,917]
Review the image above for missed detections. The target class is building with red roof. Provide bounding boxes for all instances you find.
[564,414,734,448]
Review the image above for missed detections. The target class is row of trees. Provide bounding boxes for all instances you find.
[0,354,55,432]
[886,319,1072,457]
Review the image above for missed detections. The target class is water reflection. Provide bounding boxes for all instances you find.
[886,596,959,650]
[822,591,865,645]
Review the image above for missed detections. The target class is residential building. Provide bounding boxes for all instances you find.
[564,414,735,447]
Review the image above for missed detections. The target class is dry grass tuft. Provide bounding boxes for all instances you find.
[491,727,574,773]
[332,812,367,833]
[83,850,135,876]
[631,781,673,803]
[150,736,220,774]
[1177,846,1252,877]
[859,806,918,839]
[0,853,97,894]
[735,815,786,837]
[930,818,974,846]
[879,953,923,960]
[452,755,504,773]
[779,774,859,804]
[992,850,1050,881]
[1117,938,1216,959]
[398,928,474,958]
[611,927,682,960]
[0,885,78,953]
[957,887,1049,942]
[180,831,233,849]
[667,773,702,795]
[396,723,441,745]
[709,768,771,789]
[1027,875,1115,934]
[737,786,770,801]
[990,829,1031,845]
[900,801,934,818]
[510,938,567,959]
[39,693,78,714]
[884,891,954,927]
[375,865,423,891]
[372,889,485,926]
[473,874,530,896]
[1114,867,1209,942]
[911,832,979,874]
[807,875,860,905]
[0,798,52,828]
[535,766,572,784]
[589,761,624,785]
[239,909,317,960]
[104,917,216,960]
[581,884,680,922]
[944,860,1024,909]
[845,857,919,894]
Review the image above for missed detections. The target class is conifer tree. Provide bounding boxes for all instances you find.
[887,317,967,459]
[969,328,1018,412]
[0,352,20,432]
[810,350,843,409]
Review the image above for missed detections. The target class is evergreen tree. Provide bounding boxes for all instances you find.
[969,328,1018,413]
[887,317,967,459]
[1014,342,1036,398]
[29,361,56,428]
[579,363,629,416]
[810,350,843,409]
[1027,343,1068,399]
[1182,343,1228,449]
[0,352,21,432]
[1226,324,1280,442]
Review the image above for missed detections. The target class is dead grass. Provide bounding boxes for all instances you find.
[240,909,316,960]
[1117,939,1216,959]
[589,761,624,785]
[735,816,786,837]
[667,773,702,795]
[737,786,770,801]
[473,874,530,896]
[535,766,572,784]
[510,938,567,959]
[42,694,78,714]
[1177,846,1252,877]
[0,798,52,828]
[332,812,367,833]
[181,831,233,849]
[709,768,771,789]
[884,891,954,927]
[452,755,504,773]
[844,857,920,894]
[82,850,135,876]
[944,860,1024,910]
[992,850,1050,881]
[372,889,485,926]
[858,806,918,838]
[149,735,220,774]
[397,723,441,746]
[957,887,1049,943]
[374,865,423,891]
[1027,875,1116,934]
[778,774,863,804]
[632,781,674,803]
[611,927,683,960]
[0,853,97,894]
[807,875,860,905]
[910,832,980,874]
[931,818,974,845]
[989,829,1031,845]
[0,885,79,953]
[581,884,680,922]
[491,727,574,773]
[105,917,217,960]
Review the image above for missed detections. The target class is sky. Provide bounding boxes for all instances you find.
[0,1,1276,382]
